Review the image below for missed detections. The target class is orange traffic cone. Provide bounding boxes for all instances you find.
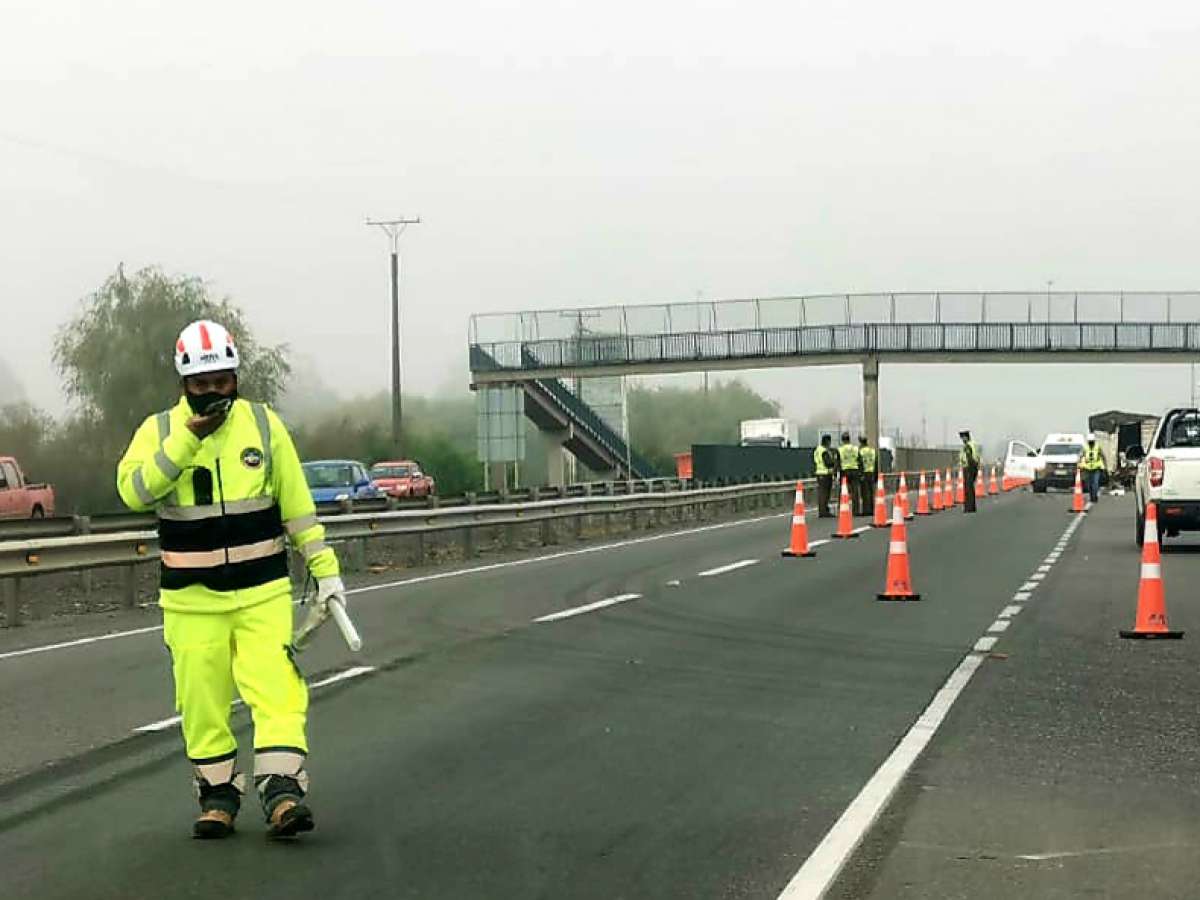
[932,470,944,511]
[988,467,999,495]
[975,470,985,501]
[916,471,931,515]
[877,498,921,601]
[833,476,859,539]
[943,468,954,507]
[781,481,817,558]
[898,472,913,520]
[872,473,889,528]
[1120,502,1183,639]
[1070,469,1085,513]
[955,468,966,505]
[1001,472,1012,492]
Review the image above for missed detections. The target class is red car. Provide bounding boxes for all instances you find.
[0,455,56,519]
[369,460,436,498]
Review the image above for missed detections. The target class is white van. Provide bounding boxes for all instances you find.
[1002,440,1040,486]
[1032,433,1087,493]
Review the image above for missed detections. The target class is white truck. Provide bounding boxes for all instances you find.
[1130,408,1200,545]
[739,418,800,448]
[1031,432,1087,493]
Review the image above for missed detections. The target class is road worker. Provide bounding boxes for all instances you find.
[1079,432,1107,503]
[960,429,981,513]
[117,320,344,840]
[837,431,860,515]
[857,436,877,516]
[814,434,837,517]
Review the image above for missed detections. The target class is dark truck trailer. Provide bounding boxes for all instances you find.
[691,444,893,484]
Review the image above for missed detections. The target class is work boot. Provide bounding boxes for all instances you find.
[258,774,315,839]
[192,780,242,840]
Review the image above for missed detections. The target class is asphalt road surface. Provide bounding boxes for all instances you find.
[3,488,1184,899]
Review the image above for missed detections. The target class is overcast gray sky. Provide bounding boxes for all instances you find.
[4,0,1200,452]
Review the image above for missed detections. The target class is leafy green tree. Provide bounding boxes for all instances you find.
[53,265,290,435]
[627,379,780,474]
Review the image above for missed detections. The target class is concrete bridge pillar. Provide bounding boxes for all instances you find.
[541,429,569,488]
[863,355,880,450]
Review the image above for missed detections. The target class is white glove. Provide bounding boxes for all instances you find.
[294,576,362,652]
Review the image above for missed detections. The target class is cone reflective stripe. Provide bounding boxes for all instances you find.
[781,481,817,558]
[1071,468,1085,513]
[898,473,913,520]
[932,470,944,511]
[872,473,889,528]
[955,468,966,505]
[833,476,860,539]
[988,467,1000,495]
[916,471,931,515]
[877,498,921,601]
[1120,502,1183,639]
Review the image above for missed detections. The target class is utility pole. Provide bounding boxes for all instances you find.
[367,216,421,451]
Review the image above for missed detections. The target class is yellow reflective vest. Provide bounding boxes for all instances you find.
[859,446,877,472]
[959,440,980,467]
[1080,445,1105,470]
[814,446,832,475]
[117,396,338,613]
[838,443,860,470]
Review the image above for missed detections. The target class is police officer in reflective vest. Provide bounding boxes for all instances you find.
[857,436,877,516]
[838,432,860,514]
[813,434,837,517]
[117,320,344,840]
[1079,432,1106,502]
[960,428,981,513]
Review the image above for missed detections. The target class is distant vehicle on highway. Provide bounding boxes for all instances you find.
[0,456,55,519]
[1129,408,1200,545]
[1002,440,1040,486]
[301,459,385,503]
[739,418,799,448]
[1032,432,1086,493]
[369,460,436,498]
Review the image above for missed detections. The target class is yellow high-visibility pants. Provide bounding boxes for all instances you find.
[163,593,308,770]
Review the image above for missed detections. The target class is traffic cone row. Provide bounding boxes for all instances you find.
[1120,502,1183,639]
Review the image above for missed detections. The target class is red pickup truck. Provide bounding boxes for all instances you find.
[369,459,436,498]
[0,456,55,519]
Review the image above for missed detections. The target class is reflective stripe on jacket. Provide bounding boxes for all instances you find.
[117,397,339,612]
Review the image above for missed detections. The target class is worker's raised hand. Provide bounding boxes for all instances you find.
[186,409,227,439]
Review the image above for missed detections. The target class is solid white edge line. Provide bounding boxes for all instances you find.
[777,652,985,899]
[534,593,642,623]
[4,508,796,665]
[133,666,377,733]
[697,559,759,577]
[0,625,165,662]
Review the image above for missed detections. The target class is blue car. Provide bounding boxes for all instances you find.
[301,459,385,503]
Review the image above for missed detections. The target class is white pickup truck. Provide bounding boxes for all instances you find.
[1130,408,1200,546]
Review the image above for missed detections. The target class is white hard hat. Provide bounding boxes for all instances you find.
[1086,432,1097,441]
[174,320,240,377]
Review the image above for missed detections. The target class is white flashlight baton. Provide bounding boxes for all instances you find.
[328,596,363,652]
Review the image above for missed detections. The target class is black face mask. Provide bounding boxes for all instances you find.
[186,387,237,416]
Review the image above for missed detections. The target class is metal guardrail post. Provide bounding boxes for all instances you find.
[540,516,554,546]
[3,578,19,627]
[76,515,93,599]
[414,531,427,566]
[124,564,138,609]
[462,527,475,559]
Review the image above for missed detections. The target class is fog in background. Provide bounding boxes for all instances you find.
[4,0,1200,455]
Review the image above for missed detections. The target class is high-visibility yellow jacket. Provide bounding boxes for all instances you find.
[1080,445,1105,470]
[859,446,877,472]
[117,397,338,613]
[814,446,832,475]
[838,443,860,470]
[959,440,980,468]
